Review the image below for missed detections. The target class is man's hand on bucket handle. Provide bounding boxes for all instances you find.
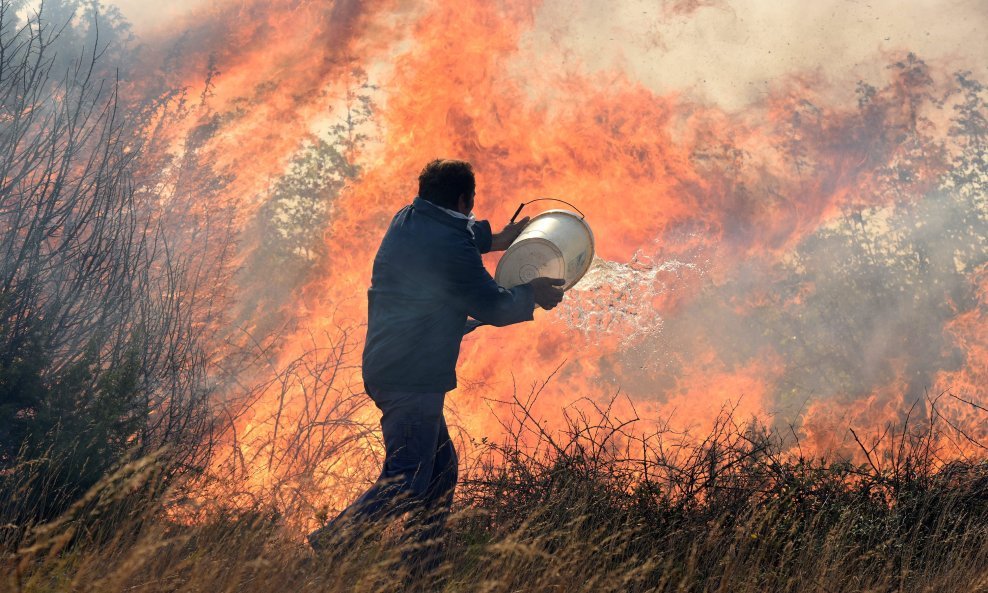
[491,216,531,251]
[530,277,565,310]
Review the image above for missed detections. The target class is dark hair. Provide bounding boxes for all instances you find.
[417,159,475,210]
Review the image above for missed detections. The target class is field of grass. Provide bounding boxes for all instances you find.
[5,403,988,593]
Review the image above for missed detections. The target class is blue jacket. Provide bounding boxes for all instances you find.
[362,197,535,392]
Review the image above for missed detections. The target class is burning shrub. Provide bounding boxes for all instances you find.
[0,2,214,529]
[452,388,988,591]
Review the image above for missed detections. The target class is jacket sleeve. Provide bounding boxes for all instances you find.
[443,237,535,327]
[473,220,494,254]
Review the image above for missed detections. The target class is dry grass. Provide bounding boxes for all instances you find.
[5,394,988,593]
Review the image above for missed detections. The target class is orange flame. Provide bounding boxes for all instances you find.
[130,1,988,511]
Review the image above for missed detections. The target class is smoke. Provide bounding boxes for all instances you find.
[527,0,988,110]
[109,0,201,32]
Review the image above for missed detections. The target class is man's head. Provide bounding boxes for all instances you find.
[418,159,475,215]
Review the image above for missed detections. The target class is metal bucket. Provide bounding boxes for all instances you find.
[495,209,595,292]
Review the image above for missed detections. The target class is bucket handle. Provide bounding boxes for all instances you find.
[509,198,586,223]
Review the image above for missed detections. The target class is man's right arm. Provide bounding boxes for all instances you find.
[443,240,536,327]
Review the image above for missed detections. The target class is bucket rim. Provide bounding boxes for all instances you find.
[528,208,594,244]
[530,209,595,287]
[494,237,566,288]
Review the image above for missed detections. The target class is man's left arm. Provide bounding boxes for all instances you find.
[463,215,534,333]
[474,217,531,254]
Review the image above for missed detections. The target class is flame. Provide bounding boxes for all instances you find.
[130,0,406,221]
[126,0,988,511]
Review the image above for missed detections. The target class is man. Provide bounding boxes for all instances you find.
[308,159,564,564]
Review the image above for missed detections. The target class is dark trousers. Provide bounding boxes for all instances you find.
[309,386,457,560]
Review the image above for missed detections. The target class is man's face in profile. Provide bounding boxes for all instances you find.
[458,191,475,216]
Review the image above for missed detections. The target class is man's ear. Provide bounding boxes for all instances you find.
[457,194,472,215]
